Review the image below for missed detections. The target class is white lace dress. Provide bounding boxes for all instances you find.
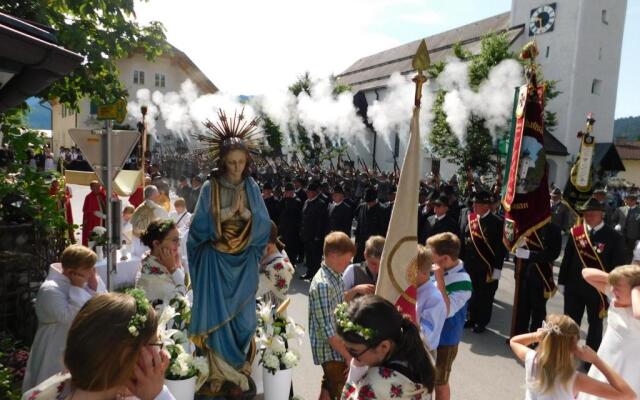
[578,286,640,400]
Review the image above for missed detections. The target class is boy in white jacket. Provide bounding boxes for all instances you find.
[22,245,106,392]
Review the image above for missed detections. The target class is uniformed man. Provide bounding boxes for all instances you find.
[342,235,385,301]
[461,190,506,333]
[550,187,574,232]
[558,197,626,351]
[611,191,640,263]
[593,187,615,227]
[299,180,328,280]
[418,193,459,245]
[278,182,303,264]
[262,182,281,224]
[353,187,390,263]
[327,185,354,236]
[513,222,562,335]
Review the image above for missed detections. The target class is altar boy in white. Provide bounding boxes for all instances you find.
[22,245,106,392]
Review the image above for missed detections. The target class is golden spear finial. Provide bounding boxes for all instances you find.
[412,40,431,107]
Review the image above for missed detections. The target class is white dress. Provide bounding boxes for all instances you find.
[136,255,186,306]
[22,264,106,392]
[578,287,640,400]
[524,350,576,400]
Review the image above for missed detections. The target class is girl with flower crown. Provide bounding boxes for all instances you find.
[137,220,186,307]
[337,295,435,400]
[510,314,635,399]
[257,221,295,307]
[22,290,175,400]
[579,265,640,400]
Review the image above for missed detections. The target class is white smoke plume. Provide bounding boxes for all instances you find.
[437,58,523,145]
[367,72,436,149]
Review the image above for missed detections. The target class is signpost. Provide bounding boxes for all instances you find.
[69,100,138,290]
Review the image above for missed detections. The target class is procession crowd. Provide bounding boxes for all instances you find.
[16,146,640,400]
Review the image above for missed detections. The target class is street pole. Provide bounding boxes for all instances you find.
[105,119,115,291]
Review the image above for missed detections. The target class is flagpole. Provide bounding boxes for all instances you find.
[510,258,522,338]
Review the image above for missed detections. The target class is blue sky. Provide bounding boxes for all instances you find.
[136,0,637,118]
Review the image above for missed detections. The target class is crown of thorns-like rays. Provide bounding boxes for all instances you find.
[193,108,263,162]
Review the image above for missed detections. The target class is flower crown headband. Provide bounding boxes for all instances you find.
[541,320,567,336]
[126,289,151,337]
[335,302,375,341]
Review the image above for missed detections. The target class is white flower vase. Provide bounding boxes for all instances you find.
[262,367,292,400]
[95,245,104,261]
[165,376,197,400]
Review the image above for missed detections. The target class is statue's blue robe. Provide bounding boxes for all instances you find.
[187,177,270,368]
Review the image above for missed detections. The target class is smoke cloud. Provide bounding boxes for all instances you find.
[126,58,522,163]
[437,58,524,145]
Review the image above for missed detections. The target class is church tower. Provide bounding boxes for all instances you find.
[509,0,627,185]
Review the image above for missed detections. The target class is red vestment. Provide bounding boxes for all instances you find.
[129,186,143,208]
[82,190,106,246]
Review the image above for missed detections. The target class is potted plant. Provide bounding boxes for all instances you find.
[157,300,207,399]
[255,300,304,400]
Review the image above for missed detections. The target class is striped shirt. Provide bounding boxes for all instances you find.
[309,263,345,365]
[437,260,472,346]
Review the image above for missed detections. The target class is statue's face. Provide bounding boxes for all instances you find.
[224,149,247,182]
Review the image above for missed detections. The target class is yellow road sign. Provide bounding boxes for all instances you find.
[97,99,127,123]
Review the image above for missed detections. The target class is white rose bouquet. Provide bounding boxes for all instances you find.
[88,226,108,247]
[256,301,305,375]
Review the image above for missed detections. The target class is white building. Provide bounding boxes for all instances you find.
[337,0,627,186]
[51,44,217,154]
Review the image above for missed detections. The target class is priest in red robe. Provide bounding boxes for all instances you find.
[82,181,106,246]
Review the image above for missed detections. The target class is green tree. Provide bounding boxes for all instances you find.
[0,0,168,108]
[0,0,168,242]
[429,33,559,178]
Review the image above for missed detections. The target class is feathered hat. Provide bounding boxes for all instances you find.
[193,108,263,162]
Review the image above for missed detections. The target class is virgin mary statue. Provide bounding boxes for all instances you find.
[188,110,270,397]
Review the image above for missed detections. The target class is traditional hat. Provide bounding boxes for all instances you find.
[194,108,263,162]
[364,187,377,202]
[593,187,606,195]
[471,190,493,204]
[306,180,320,192]
[432,194,449,206]
[625,191,637,199]
[262,182,273,191]
[332,185,345,194]
[578,197,605,212]
[551,187,562,196]
[284,182,295,192]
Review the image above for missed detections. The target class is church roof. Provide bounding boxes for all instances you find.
[336,12,525,93]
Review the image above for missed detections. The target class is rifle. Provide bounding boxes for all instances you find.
[357,156,370,175]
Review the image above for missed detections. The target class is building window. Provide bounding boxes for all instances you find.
[591,79,602,95]
[155,73,166,88]
[89,101,98,115]
[545,46,550,58]
[601,9,608,24]
[133,70,145,85]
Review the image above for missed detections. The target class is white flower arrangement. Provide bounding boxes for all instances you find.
[256,301,305,374]
[88,226,108,247]
[157,295,208,389]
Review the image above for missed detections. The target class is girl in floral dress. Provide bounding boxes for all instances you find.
[22,290,175,400]
[257,221,295,307]
[137,220,186,307]
[337,295,435,400]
